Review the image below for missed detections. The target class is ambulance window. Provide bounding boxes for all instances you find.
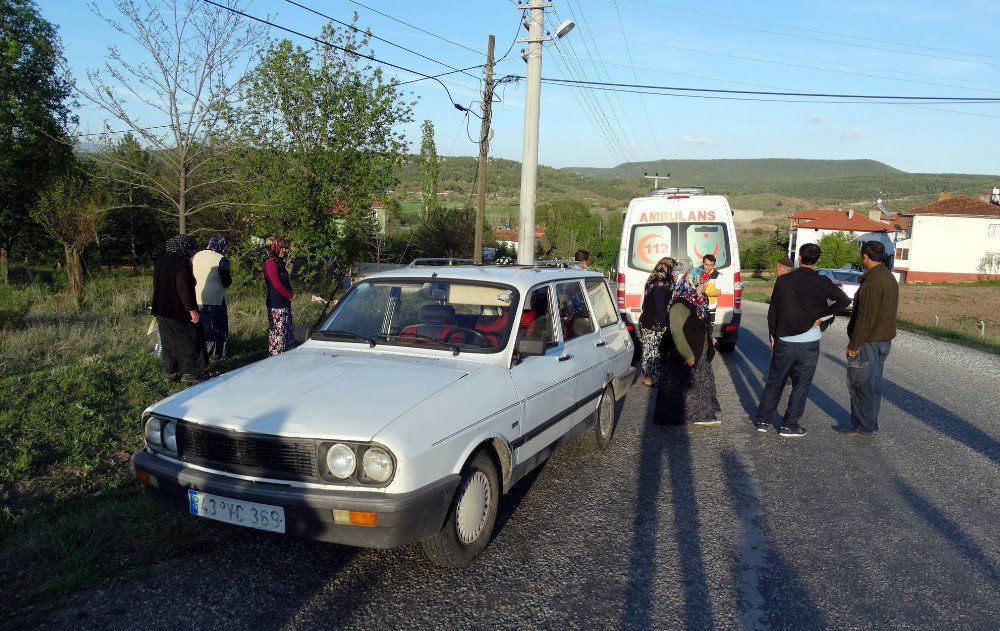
[629,224,673,271]
[685,224,729,268]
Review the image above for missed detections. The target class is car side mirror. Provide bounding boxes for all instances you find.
[515,338,546,357]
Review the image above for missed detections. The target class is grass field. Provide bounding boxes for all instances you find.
[0,272,326,610]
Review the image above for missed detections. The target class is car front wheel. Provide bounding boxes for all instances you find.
[421,450,500,568]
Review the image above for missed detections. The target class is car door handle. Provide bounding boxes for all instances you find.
[595,341,607,347]
[558,353,573,362]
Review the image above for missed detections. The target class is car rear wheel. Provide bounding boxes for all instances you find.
[718,339,737,353]
[421,450,500,568]
[584,384,617,451]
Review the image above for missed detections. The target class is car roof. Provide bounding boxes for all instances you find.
[360,264,605,292]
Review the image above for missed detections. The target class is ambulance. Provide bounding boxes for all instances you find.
[615,186,742,352]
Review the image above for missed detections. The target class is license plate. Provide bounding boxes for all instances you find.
[187,490,286,534]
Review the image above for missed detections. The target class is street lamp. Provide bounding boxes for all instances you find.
[516,1,574,265]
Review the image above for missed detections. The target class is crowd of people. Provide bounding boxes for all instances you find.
[638,240,898,436]
[151,233,296,384]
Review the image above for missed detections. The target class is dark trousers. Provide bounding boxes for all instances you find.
[158,316,208,377]
[847,341,891,432]
[756,339,820,428]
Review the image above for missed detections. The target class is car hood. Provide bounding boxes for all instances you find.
[149,348,470,441]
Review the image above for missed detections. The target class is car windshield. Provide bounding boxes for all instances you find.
[315,279,519,353]
[831,270,862,283]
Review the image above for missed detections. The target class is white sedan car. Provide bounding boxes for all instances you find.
[133,263,636,566]
[817,268,863,312]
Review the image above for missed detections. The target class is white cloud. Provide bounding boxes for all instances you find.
[808,115,829,125]
[682,134,716,146]
[841,127,870,140]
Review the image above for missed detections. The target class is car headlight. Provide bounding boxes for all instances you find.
[162,420,177,452]
[144,417,163,447]
[362,446,394,483]
[326,444,357,479]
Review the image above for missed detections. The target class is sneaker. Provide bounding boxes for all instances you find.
[693,418,721,426]
[755,420,770,432]
[833,425,876,438]
[778,425,807,438]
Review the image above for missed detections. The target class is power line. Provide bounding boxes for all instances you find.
[611,0,662,159]
[345,0,482,56]
[528,76,1000,102]
[620,0,1000,64]
[282,0,481,82]
[72,124,172,138]
[578,0,1000,70]
[202,0,480,112]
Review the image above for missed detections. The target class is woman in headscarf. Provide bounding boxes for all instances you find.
[263,236,295,355]
[656,271,722,425]
[151,234,208,383]
[192,232,232,361]
[638,257,678,387]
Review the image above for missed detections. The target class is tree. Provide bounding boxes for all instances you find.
[0,0,76,284]
[412,206,475,258]
[81,0,267,234]
[228,18,413,281]
[419,120,438,217]
[816,232,862,269]
[31,172,107,298]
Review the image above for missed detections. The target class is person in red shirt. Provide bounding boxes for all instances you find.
[263,236,295,355]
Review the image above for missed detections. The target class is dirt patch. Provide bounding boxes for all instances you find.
[897,284,1000,344]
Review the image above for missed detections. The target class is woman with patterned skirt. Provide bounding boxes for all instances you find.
[263,236,295,355]
[638,257,678,387]
[655,273,722,426]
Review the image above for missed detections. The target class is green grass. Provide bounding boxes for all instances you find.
[897,319,1000,355]
[0,272,326,609]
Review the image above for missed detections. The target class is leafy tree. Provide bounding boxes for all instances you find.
[228,18,414,283]
[0,0,76,284]
[31,171,108,298]
[412,206,474,258]
[82,0,267,234]
[816,232,861,269]
[419,120,439,217]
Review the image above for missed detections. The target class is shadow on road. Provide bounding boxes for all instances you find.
[822,352,1000,465]
[622,378,714,630]
[893,477,1000,584]
[721,451,827,630]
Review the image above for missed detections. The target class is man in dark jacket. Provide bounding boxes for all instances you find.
[755,243,851,437]
[842,241,899,436]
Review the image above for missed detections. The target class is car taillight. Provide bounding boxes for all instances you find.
[733,272,742,309]
[617,272,626,309]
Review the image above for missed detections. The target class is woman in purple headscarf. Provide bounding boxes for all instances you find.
[192,233,232,360]
[263,236,295,355]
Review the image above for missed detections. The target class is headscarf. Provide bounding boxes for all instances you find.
[208,232,227,254]
[644,257,678,294]
[165,234,197,259]
[264,236,287,259]
[669,271,708,322]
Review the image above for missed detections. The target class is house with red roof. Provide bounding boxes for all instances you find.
[787,208,898,264]
[494,225,546,252]
[893,194,1000,282]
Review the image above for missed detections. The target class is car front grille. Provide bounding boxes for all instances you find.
[177,421,318,481]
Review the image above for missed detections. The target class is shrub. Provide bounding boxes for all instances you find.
[0,286,31,329]
[816,232,862,269]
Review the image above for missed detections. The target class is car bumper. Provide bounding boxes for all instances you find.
[714,311,742,340]
[132,450,460,549]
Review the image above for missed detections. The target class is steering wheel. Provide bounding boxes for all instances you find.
[443,327,493,347]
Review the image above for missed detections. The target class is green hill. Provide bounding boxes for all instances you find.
[564,158,903,184]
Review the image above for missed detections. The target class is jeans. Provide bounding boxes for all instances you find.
[847,341,891,432]
[756,339,821,428]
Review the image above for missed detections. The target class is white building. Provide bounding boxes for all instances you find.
[893,195,1000,282]
[786,209,898,263]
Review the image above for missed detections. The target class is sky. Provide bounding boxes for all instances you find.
[39,0,1000,176]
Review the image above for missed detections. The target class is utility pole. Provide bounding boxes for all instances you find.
[516,0,549,265]
[474,34,496,265]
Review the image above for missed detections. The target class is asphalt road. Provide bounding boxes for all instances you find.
[37,302,1000,630]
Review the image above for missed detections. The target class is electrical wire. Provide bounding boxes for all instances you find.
[345,0,482,56]
[72,124,172,138]
[610,0,662,158]
[202,0,479,112]
[282,0,481,82]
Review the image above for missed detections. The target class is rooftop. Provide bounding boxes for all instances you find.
[790,209,895,233]
[901,195,1000,217]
